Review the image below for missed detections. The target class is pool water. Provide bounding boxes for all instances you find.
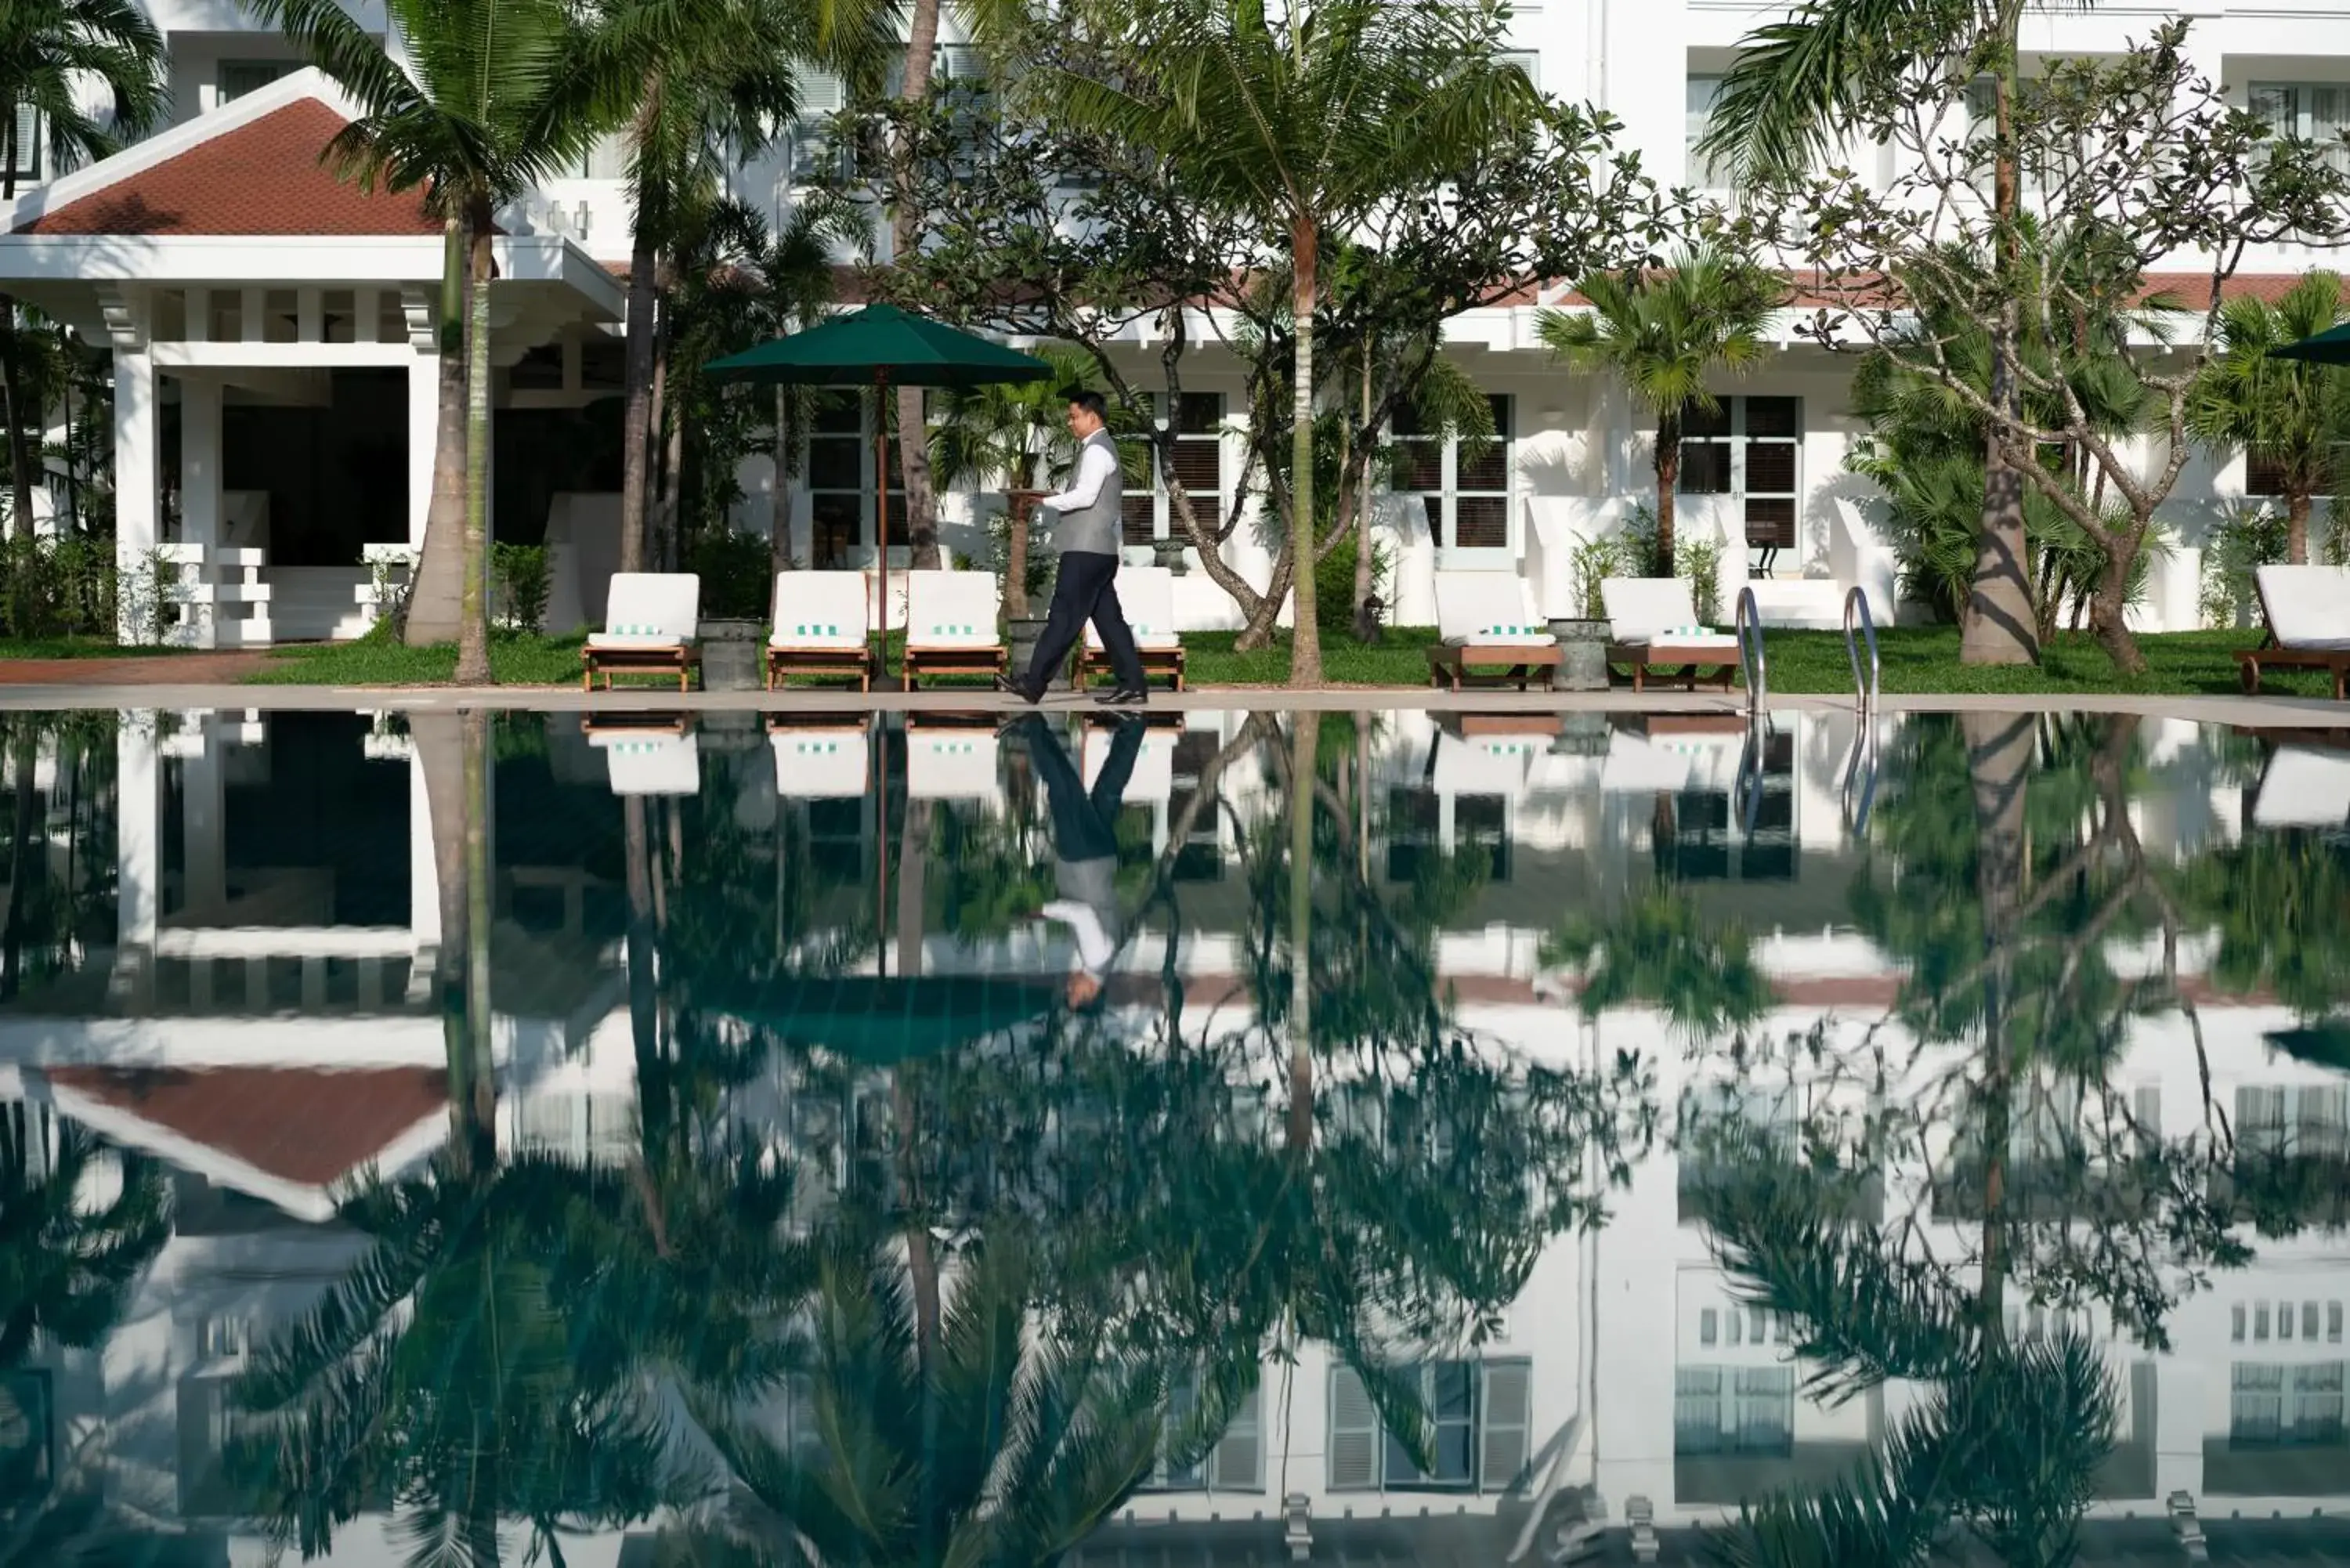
[1,705,2346,1566]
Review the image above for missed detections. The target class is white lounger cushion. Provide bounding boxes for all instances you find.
[770,571,870,649]
[1085,565,1184,652]
[1430,731,1542,797]
[592,732,701,797]
[1601,577,1737,652]
[772,727,871,798]
[1434,572,1554,648]
[906,570,1003,649]
[1083,724,1178,800]
[906,728,1002,800]
[595,573,700,647]
[2253,744,2350,829]
[2255,564,2350,651]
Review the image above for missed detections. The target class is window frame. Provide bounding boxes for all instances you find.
[1676,395,1803,559]
[7,104,38,186]
[1327,1357,1535,1494]
[1390,394,1516,566]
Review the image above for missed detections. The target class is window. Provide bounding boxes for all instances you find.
[788,69,849,184]
[1328,1360,1531,1492]
[1699,1308,1718,1346]
[1687,75,1727,190]
[1501,52,1540,91]
[197,1317,249,1360]
[6,103,38,186]
[1674,1365,1794,1456]
[2251,83,2350,176]
[1393,395,1514,555]
[2235,1304,2248,1343]
[2334,1302,2346,1345]
[573,132,627,179]
[219,61,299,103]
[2236,1084,2348,1159]
[2231,1362,2347,1447]
[804,394,895,568]
[1141,1378,1264,1492]
[1679,396,1802,568]
[1122,392,1226,547]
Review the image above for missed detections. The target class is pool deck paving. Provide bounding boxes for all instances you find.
[0,677,2341,729]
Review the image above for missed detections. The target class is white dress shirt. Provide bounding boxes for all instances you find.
[1042,439,1120,514]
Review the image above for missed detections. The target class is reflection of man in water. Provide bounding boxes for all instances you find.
[1014,713,1144,1010]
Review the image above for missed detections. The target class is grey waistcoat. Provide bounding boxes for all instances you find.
[1049,429,1123,557]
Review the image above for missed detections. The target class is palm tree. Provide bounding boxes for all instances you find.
[1694,0,2042,667]
[1541,888,1773,1042]
[2187,270,2350,566]
[0,0,165,540]
[252,0,627,681]
[1048,0,1538,685]
[0,1107,170,1370]
[1535,247,1779,571]
[692,1229,1209,1568]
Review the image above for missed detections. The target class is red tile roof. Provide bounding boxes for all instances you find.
[17,98,440,238]
[45,1064,447,1187]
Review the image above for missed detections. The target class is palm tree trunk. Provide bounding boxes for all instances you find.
[896,0,942,569]
[407,222,472,646]
[2289,488,2313,565]
[1654,409,1683,574]
[619,89,664,578]
[1963,711,2032,1341]
[1961,56,2040,667]
[656,353,683,571]
[772,387,795,575]
[2087,537,2148,675]
[414,714,487,1174]
[454,212,496,685]
[624,795,656,1069]
[1285,716,1317,1155]
[1289,218,1323,685]
[461,710,494,1155]
[0,299,36,542]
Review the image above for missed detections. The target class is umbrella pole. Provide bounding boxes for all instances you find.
[873,371,892,679]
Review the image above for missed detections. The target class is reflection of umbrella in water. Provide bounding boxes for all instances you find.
[2267,1022,2350,1075]
[692,974,1058,1065]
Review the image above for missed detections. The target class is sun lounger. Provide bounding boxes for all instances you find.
[1426,571,1560,691]
[2251,742,2350,829]
[905,718,1003,803]
[1429,726,1547,800]
[1601,578,1740,692]
[769,717,872,799]
[2237,565,2350,700]
[582,573,701,692]
[766,571,876,691]
[1075,565,1188,691]
[1083,717,1182,801]
[588,721,701,797]
[901,571,1007,689]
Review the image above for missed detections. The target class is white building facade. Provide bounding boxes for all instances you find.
[4,0,2350,642]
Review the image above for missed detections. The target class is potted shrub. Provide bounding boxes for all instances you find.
[1552,533,1622,692]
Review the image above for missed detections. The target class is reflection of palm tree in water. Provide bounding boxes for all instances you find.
[1010,715,1145,1010]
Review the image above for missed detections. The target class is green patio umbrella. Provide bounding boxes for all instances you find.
[705,305,1053,634]
[2266,1021,2350,1074]
[2269,322,2350,363]
[692,974,1058,1065]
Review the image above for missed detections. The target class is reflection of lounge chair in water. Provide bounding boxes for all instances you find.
[587,717,700,797]
[1013,714,1144,1010]
[2252,742,2350,829]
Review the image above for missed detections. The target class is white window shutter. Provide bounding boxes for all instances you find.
[1480,1360,1532,1493]
[1502,52,1539,90]
[940,45,984,81]
[10,104,37,182]
[1209,1383,1263,1490]
[799,69,845,115]
[1329,1367,1380,1490]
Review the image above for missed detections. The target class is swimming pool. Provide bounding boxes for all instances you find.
[1,704,2345,1564]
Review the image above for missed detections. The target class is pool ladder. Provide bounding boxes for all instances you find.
[1734,587,1766,718]
[1841,587,1882,833]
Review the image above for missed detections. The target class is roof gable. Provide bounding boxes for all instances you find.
[13,83,439,238]
[43,1064,448,1187]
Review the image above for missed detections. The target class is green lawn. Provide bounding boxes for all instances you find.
[240,622,2335,699]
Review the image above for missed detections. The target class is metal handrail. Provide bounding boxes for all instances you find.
[1841,713,1881,836]
[1843,586,1881,712]
[1734,586,1766,717]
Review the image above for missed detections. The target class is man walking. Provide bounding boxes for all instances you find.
[997,391,1148,706]
[1010,712,1144,1011]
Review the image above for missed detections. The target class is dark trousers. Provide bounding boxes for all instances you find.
[1022,714,1144,862]
[1025,550,1145,691]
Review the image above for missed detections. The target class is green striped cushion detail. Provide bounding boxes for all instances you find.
[1480,623,1540,636]
[790,623,844,637]
[611,623,665,636]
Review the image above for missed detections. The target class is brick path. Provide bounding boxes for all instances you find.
[0,652,272,686]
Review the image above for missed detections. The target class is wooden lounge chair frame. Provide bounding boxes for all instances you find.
[1604,641,1738,692]
[581,644,700,693]
[2234,632,2350,701]
[582,711,691,738]
[1075,641,1187,692]
[765,643,877,692]
[1426,643,1562,691]
[901,644,1008,691]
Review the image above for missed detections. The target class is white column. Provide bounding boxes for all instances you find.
[112,350,158,644]
[110,721,159,1001]
[409,747,440,971]
[408,354,439,548]
[180,376,222,552]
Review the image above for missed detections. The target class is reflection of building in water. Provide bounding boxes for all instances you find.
[2,707,2345,1561]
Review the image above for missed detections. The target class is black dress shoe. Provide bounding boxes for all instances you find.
[1094,685,1149,706]
[994,673,1044,704]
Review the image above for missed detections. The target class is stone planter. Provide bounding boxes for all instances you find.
[1152,537,1189,576]
[1005,616,1050,685]
[1548,617,1611,692]
[697,617,764,692]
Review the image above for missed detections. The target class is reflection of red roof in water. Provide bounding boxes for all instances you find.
[16,99,440,237]
[43,1065,446,1186]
